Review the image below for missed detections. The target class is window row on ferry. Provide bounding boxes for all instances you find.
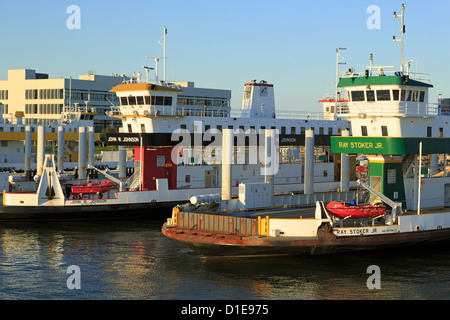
[120,95,229,108]
[178,124,342,135]
[120,95,173,106]
[177,98,229,107]
[349,89,426,103]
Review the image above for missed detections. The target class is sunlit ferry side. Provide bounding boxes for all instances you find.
[104,79,353,198]
[0,78,354,220]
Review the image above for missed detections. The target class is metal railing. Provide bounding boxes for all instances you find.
[347,102,439,116]
[342,69,431,83]
[107,106,231,118]
[230,109,330,120]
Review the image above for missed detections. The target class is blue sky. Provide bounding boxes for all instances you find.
[1,0,449,111]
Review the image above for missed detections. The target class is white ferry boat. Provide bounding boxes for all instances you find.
[162,4,450,257]
[0,28,354,220]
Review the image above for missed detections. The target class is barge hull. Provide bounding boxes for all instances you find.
[162,223,450,257]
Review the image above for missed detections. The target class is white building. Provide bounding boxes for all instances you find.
[0,69,232,132]
[0,69,127,131]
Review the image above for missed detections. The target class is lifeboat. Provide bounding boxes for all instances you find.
[325,201,386,219]
[71,180,116,198]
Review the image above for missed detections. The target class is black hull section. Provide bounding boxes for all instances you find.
[0,201,179,221]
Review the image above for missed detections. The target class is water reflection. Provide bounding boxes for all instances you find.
[0,220,448,300]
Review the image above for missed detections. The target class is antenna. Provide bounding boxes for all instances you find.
[141,66,154,83]
[144,56,165,83]
[162,26,167,83]
[404,59,413,75]
[145,26,168,84]
[335,47,346,120]
[393,4,405,73]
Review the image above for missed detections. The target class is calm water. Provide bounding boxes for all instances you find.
[0,218,449,300]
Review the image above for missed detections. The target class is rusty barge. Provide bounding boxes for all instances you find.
[162,199,450,257]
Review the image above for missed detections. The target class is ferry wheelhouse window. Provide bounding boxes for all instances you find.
[164,97,172,106]
[406,90,412,101]
[366,90,375,102]
[401,90,406,101]
[392,90,400,101]
[128,96,136,105]
[351,91,365,102]
[120,97,128,105]
[137,96,144,105]
[412,91,418,102]
[419,91,425,102]
[144,96,151,105]
[376,90,391,101]
[155,96,164,105]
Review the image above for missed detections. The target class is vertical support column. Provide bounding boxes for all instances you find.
[118,146,126,179]
[221,128,233,201]
[36,126,45,176]
[25,125,32,180]
[304,129,314,194]
[58,126,64,173]
[264,129,275,199]
[78,127,86,179]
[88,126,95,167]
[340,129,350,192]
